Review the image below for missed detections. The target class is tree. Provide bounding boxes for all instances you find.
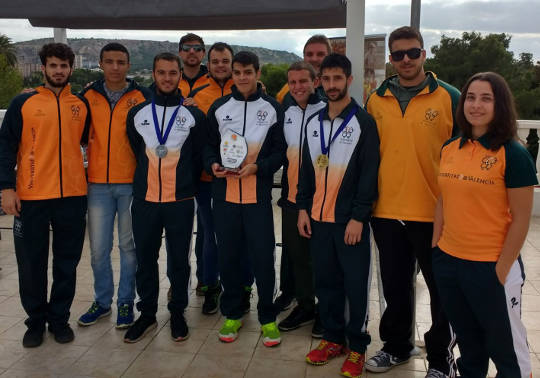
[0,55,23,108]
[0,34,17,67]
[425,32,515,91]
[260,63,289,97]
[69,69,103,93]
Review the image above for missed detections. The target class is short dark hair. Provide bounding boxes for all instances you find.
[232,51,259,71]
[288,61,316,80]
[303,34,332,55]
[153,52,182,71]
[208,42,234,61]
[456,72,518,151]
[179,33,205,51]
[39,43,75,67]
[100,42,130,62]
[388,26,424,51]
[320,53,351,77]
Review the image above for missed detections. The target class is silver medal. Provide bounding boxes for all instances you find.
[155,145,168,158]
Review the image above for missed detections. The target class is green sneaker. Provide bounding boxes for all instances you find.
[218,318,242,343]
[261,322,281,347]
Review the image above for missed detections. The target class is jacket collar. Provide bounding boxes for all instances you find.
[231,82,263,101]
[377,71,438,97]
[320,97,359,121]
[459,133,491,149]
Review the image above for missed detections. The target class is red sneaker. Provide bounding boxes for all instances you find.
[306,340,344,365]
[341,351,365,377]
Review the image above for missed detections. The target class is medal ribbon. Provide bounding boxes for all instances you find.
[319,104,358,155]
[151,97,184,146]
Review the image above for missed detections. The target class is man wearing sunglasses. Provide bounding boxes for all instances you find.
[178,33,209,99]
[365,26,460,378]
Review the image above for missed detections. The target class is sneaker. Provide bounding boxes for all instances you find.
[274,293,294,312]
[124,315,157,343]
[170,313,189,342]
[311,313,325,338]
[241,286,252,314]
[202,282,222,315]
[306,340,344,365]
[22,327,44,348]
[365,350,410,373]
[48,324,74,344]
[218,318,242,343]
[116,304,134,329]
[78,302,111,326]
[426,368,449,378]
[341,351,365,378]
[261,322,281,347]
[196,281,205,296]
[278,306,315,331]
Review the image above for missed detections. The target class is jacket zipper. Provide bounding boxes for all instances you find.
[56,94,64,198]
[319,119,334,221]
[158,98,168,202]
[239,100,248,203]
[297,107,306,181]
[105,90,130,183]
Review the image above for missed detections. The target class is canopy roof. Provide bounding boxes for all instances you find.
[1,0,346,29]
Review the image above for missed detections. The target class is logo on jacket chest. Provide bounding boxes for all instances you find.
[71,105,81,121]
[256,110,269,126]
[480,155,498,170]
[125,98,138,109]
[338,126,354,145]
[422,108,440,127]
[174,115,189,131]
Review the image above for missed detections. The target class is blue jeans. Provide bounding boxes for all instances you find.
[88,183,136,308]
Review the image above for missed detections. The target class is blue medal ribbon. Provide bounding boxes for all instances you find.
[151,97,184,146]
[319,104,358,155]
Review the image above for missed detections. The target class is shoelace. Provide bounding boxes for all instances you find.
[316,340,329,350]
[224,319,238,329]
[347,351,362,364]
[372,350,391,364]
[118,305,130,317]
[88,302,100,314]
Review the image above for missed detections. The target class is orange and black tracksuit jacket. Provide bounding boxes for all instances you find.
[278,92,326,209]
[82,79,151,184]
[365,72,460,222]
[178,65,209,99]
[296,98,380,224]
[190,76,234,182]
[0,85,89,200]
[204,83,286,204]
[126,91,206,203]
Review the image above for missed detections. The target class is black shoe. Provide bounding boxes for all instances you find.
[196,281,205,296]
[202,282,222,315]
[124,315,157,343]
[22,327,44,348]
[278,306,315,331]
[170,313,189,342]
[48,324,74,344]
[311,313,324,338]
[242,286,252,314]
[274,293,294,312]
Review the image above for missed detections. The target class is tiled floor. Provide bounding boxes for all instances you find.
[0,194,539,377]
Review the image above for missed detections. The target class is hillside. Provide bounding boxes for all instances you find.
[14,38,301,71]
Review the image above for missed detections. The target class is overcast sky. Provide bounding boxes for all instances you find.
[1,0,539,61]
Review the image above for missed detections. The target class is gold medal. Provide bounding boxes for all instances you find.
[316,154,329,168]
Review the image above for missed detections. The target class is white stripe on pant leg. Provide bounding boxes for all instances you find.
[504,259,532,378]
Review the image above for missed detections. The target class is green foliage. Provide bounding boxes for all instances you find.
[0,55,23,108]
[23,71,43,88]
[0,34,17,67]
[260,63,289,97]
[69,69,104,93]
[424,32,540,120]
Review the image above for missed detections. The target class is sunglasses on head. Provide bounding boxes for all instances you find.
[390,47,422,61]
[181,44,204,52]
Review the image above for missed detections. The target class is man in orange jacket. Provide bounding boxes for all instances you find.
[0,43,90,348]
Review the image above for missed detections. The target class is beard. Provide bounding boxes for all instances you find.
[45,72,69,88]
[326,85,348,102]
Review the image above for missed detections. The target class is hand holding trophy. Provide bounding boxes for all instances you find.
[217,129,248,176]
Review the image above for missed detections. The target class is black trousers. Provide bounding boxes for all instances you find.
[433,247,531,378]
[310,220,371,353]
[281,206,315,312]
[14,196,87,330]
[213,200,277,324]
[371,217,456,376]
[132,197,194,317]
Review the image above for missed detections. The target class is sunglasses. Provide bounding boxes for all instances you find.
[181,44,204,52]
[390,47,423,61]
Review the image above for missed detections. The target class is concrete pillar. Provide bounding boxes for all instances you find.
[53,28,67,44]
[346,0,365,102]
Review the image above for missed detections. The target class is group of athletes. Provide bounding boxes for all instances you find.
[0,25,536,378]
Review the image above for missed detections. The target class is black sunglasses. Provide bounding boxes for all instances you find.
[390,47,423,61]
[181,44,204,52]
